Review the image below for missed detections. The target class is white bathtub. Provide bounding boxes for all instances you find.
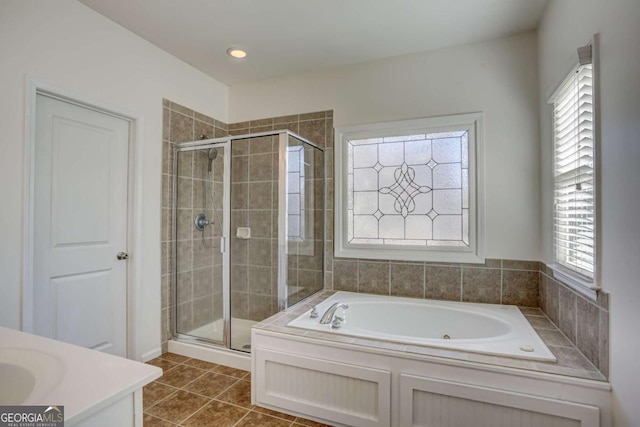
[287,291,556,362]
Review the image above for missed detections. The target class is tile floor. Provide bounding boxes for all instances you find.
[144,353,330,427]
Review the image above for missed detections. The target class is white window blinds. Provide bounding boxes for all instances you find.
[552,63,595,278]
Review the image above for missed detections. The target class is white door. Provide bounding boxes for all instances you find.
[33,93,130,357]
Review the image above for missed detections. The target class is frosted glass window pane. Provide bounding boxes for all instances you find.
[350,138,383,145]
[288,216,300,238]
[412,192,432,215]
[347,145,354,173]
[461,132,469,168]
[287,172,300,192]
[412,165,432,188]
[405,140,431,164]
[426,131,466,139]
[288,194,300,214]
[406,216,433,240]
[288,151,300,172]
[351,238,384,245]
[427,240,467,247]
[353,168,378,191]
[433,189,462,214]
[378,166,397,189]
[462,169,469,209]
[432,137,462,163]
[384,134,425,142]
[385,239,427,246]
[433,163,462,188]
[378,142,404,166]
[353,192,378,214]
[462,209,469,245]
[352,144,378,168]
[379,193,398,215]
[433,215,462,240]
[379,216,405,239]
[353,215,378,238]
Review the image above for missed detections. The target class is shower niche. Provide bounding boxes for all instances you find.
[172,131,324,352]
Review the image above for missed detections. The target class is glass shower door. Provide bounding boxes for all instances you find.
[286,134,325,306]
[174,142,229,344]
[228,134,280,351]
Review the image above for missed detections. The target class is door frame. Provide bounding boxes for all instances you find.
[22,77,144,360]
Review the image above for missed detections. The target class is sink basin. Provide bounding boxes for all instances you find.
[0,348,65,405]
[0,363,36,405]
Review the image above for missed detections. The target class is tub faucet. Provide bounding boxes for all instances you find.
[319,302,349,324]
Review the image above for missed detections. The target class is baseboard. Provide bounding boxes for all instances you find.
[140,347,162,362]
[168,340,251,371]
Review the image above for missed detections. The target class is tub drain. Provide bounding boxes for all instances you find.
[442,334,451,340]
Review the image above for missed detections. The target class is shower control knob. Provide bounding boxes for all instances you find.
[117,252,129,260]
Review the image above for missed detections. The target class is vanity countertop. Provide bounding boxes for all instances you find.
[0,326,161,424]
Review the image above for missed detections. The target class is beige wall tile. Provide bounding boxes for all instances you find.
[298,119,326,147]
[462,268,501,304]
[576,297,600,368]
[425,266,461,301]
[502,259,539,271]
[544,275,560,324]
[333,260,357,292]
[170,102,194,117]
[390,263,424,298]
[558,285,577,342]
[299,111,326,121]
[358,261,390,295]
[502,270,539,306]
[599,309,609,378]
[194,112,214,125]
[170,111,194,143]
[194,120,214,140]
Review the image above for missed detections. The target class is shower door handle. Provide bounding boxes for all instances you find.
[117,252,129,260]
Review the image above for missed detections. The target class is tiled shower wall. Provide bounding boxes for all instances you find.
[161,99,229,351]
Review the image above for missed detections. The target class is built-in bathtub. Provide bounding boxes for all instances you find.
[252,291,611,427]
[287,291,556,361]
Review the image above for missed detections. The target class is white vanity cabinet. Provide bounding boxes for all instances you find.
[0,327,161,427]
[252,329,611,427]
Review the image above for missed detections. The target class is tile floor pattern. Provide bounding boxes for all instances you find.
[144,353,331,427]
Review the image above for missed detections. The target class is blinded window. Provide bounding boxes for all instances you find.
[552,63,595,278]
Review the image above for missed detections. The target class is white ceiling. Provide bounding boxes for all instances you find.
[79,0,548,86]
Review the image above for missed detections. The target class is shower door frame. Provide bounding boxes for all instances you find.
[172,130,325,351]
[172,138,232,347]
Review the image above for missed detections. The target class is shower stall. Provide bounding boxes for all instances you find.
[172,131,324,352]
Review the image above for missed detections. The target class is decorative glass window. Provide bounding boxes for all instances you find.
[548,41,598,293]
[335,113,484,263]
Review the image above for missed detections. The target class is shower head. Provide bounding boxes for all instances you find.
[207,148,218,173]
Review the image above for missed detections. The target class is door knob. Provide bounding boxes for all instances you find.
[117,252,129,260]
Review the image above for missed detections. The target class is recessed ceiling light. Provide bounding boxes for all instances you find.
[227,48,247,59]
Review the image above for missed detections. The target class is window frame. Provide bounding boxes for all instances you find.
[334,113,484,263]
[547,38,601,299]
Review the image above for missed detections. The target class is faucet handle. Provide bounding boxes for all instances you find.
[307,305,319,319]
[331,317,343,329]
